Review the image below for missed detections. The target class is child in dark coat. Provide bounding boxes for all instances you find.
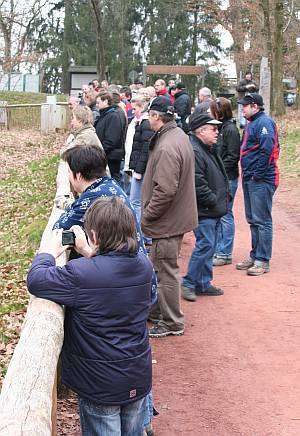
[27,197,156,436]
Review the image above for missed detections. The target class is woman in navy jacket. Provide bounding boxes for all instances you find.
[27,197,155,436]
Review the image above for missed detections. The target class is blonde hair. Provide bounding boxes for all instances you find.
[131,95,148,107]
[73,105,94,125]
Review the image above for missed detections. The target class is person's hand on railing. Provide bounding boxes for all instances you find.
[39,229,69,259]
[55,194,74,210]
[71,225,96,258]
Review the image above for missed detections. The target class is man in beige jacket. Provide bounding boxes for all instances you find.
[142,96,198,338]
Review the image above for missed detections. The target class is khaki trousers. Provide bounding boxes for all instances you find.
[150,235,184,330]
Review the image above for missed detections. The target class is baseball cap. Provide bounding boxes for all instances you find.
[237,93,264,107]
[146,96,175,115]
[175,82,186,90]
[189,113,222,131]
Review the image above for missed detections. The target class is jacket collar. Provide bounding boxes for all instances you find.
[156,89,169,97]
[189,133,214,153]
[83,176,110,192]
[248,110,265,122]
[74,123,95,136]
[175,90,187,98]
[99,106,115,116]
[149,120,177,150]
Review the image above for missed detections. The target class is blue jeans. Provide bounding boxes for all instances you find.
[242,179,276,262]
[120,159,131,195]
[79,396,146,436]
[130,176,152,245]
[182,217,220,293]
[130,176,143,221]
[215,178,238,258]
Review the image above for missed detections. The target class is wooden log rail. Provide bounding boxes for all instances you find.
[0,160,71,436]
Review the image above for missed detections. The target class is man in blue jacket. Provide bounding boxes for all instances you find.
[236,93,280,275]
[28,197,155,435]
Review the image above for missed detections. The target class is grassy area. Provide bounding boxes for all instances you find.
[0,154,59,305]
[0,91,67,105]
[0,147,60,377]
[279,128,300,180]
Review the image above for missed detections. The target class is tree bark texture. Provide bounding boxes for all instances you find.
[90,0,106,81]
[61,0,73,94]
[272,0,285,115]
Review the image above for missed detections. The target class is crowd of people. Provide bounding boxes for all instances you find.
[27,74,280,435]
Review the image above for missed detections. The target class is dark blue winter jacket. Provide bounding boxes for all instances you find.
[27,249,156,405]
[240,111,280,186]
[53,176,157,305]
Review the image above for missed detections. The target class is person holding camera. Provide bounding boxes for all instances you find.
[53,144,157,433]
[28,197,155,436]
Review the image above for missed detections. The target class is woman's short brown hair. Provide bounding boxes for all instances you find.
[210,97,233,121]
[97,91,113,106]
[73,105,93,125]
[84,197,137,254]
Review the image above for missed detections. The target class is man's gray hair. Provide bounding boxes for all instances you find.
[199,87,212,97]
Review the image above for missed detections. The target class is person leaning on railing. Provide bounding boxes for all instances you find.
[27,196,156,436]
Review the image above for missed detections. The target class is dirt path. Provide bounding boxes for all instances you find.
[150,185,300,436]
[57,183,300,436]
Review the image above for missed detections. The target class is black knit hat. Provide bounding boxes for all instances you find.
[189,113,222,131]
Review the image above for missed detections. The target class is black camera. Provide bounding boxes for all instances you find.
[62,230,76,246]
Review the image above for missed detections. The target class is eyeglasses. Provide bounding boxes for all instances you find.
[196,125,218,134]
[205,126,218,132]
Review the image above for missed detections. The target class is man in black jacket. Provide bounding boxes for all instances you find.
[174,82,191,133]
[181,113,228,301]
[94,92,126,183]
[236,72,259,128]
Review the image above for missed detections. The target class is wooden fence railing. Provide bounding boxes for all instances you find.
[0,100,70,131]
[0,159,71,436]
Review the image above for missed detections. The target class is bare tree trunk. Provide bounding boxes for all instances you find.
[119,0,126,84]
[90,0,106,81]
[0,5,13,74]
[191,9,198,102]
[227,1,245,79]
[61,0,72,94]
[272,0,285,115]
[295,53,300,110]
[260,0,274,109]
